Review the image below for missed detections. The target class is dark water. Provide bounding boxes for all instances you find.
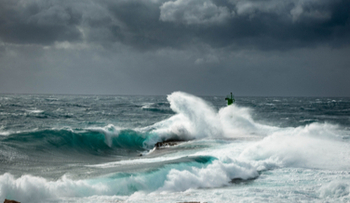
[0,92,349,202]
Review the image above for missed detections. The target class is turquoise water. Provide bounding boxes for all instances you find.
[0,92,350,202]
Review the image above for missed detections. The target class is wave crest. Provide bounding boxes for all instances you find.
[2,126,150,155]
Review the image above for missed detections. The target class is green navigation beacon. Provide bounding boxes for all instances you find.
[225,92,235,105]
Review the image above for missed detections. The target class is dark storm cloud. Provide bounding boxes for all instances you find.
[157,0,350,50]
[90,0,350,50]
[1,0,349,50]
[0,0,82,45]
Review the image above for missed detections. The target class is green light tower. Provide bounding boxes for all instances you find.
[225,92,235,105]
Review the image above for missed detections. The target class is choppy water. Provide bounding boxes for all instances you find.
[0,92,350,202]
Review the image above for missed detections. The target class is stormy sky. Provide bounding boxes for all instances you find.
[0,0,349,96]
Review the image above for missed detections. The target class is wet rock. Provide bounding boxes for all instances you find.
[231,176,258,184]
[177,202,202,203]
[4,199,20,203]
[155,141,177,148]
[177,202,206,203]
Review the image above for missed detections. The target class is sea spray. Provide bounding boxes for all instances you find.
[0,92,290,154]
[167,92,223,139]
[147,91,276,145]
[1,93,350,203]
[239,123,350,171]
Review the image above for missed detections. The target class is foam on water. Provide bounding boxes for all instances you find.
[1,92,350,202]
[319,180,350,199]
[0,155,259,202]
[0,173,105,202]
[239,123,350,171]
[26,109,44,114]
[144,92,277,146]
[86,92,350,174]
[86,151,184,168]
[150,92,350,170]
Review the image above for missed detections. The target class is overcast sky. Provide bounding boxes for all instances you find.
[0,0,349,96]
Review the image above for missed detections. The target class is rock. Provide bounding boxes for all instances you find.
[231,176,258,184]
[4,199,20,203]
[155,141,178,148]
[177,202,206,203]
[177,202,200,203]
[155,142,162,148]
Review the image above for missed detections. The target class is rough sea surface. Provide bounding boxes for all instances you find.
[0,92,350,203]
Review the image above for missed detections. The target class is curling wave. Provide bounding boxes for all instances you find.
[1,126,150,155]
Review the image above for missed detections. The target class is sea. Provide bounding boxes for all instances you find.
[0,91,350,203]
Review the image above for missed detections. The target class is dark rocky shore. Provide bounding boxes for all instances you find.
[4,199,20,203]
[155,140,179,148]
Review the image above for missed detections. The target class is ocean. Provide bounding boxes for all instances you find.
[0,91,349,203]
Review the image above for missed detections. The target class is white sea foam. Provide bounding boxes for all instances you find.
[86,152,185,168]
[140,147,157,156]
[239,123,350,171]
[148,92,221,141]
[141,103,154,109]
[87,156,175,168]
[319,180,350,198]
[0,157,259,203]
[26,109,44,114]
[145,91,277,145]
[0,131,11,136]
[157,158,258,192]
[1,92,350,203]
[218,104,278,137]
[0,173,107,203]
[87,92,277,148]
[74,92,350,174]
[146,92,350,172]
[0,126,9,136]
[0,128,40,136]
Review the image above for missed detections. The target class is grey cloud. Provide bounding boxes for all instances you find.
[159,0,231,25]
[0,0,82,45]
[1,0,350,97]
[0,0,349,51]
[103,0,350,50]
[101,0,197,50]
[27,5,72,25]
[230,0,336,22]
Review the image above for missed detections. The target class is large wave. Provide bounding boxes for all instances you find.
[1,91,271,154]
[153,92,350,171]
[144,91,277,144]
[1,126,150,155]
[1,92,350,202]
[3,91,349,156]
[0,155,259,203]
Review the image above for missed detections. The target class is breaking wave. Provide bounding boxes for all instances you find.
[1,92,350,203]
[0,155,258,202]
[2,92,349,158]
[2,126,149,155]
